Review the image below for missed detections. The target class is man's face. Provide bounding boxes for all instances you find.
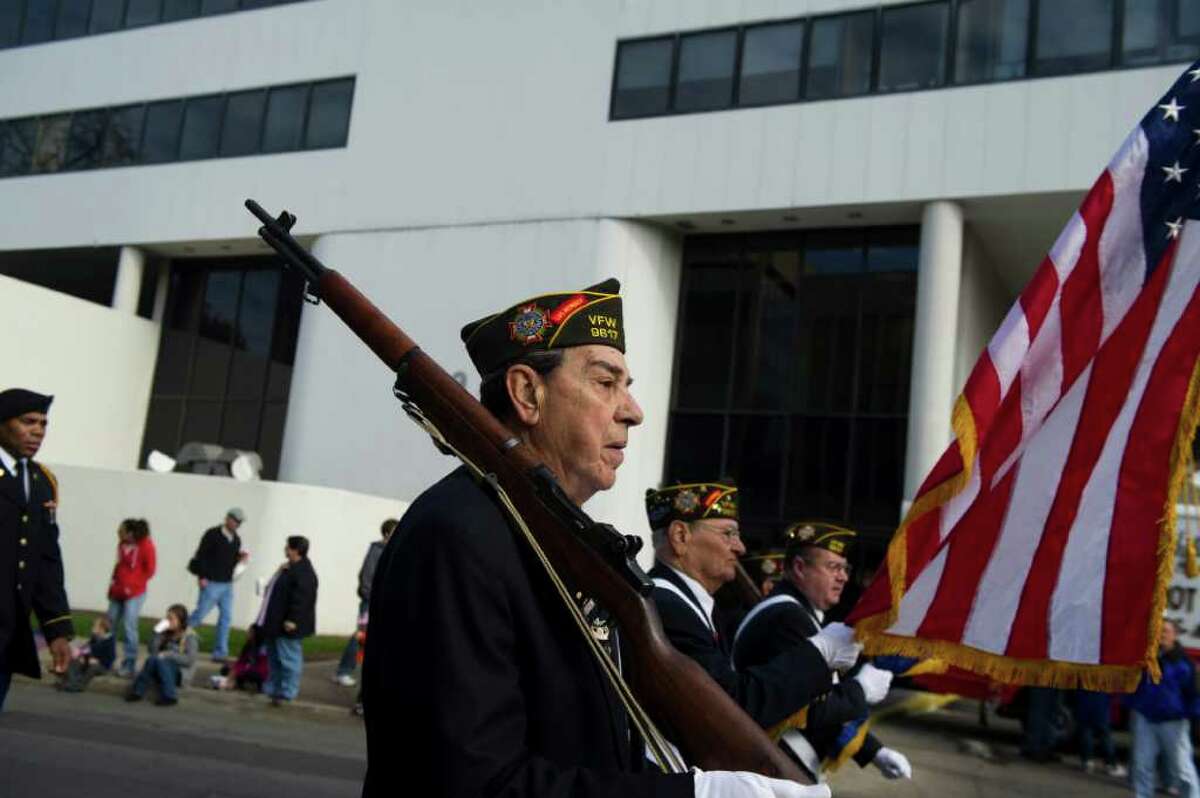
[0,412,47,459]
[677,518,746,595]
[1161,620,1179,651]
[224,516,242,533]
[793,548,850,611]
[526,345,644,504]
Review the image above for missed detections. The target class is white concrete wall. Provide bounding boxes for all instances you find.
[279,219,681,554]
[0,1,1181,250]
[52,463,406,636]
[953,228,1012,394]
[0,274,159,470]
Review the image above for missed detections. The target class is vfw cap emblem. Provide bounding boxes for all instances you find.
[509,304,551,346]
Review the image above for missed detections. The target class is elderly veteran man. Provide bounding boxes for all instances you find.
[362,281,829,798]
[732,523,911,782]
[645,483,865,737]
[0,388,72,710]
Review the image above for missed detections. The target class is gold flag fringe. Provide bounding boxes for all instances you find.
[857,352,1200,691]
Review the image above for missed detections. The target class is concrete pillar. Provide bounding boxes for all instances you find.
[903,201,965,504]
[111,246,145,315]
[151,261,171,323]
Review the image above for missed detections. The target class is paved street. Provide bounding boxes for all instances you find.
[0,675,1142,798]
[0,677,365,798]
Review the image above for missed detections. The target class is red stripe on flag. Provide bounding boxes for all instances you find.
[916,445,964,498]
[963,355,1002,441]
[1103,246,1199,665]
[1020,257,1060,342]
[977,378,1025,485]
[1004,248,1170,660]
[915,469,1019,642]
[1059,173,1115,390]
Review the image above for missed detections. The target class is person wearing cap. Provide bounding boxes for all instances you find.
[186,507,249,661]
[0,388,73,710]
[731,523,911,783]
[645,481,854,735]
[362,281,829,798]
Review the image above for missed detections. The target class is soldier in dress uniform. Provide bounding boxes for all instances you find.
[644,482,860,739]
[731,522,911,782]
[0,389,72,710]
[362,281,827,798]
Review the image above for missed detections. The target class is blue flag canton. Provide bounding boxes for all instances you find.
[1140,60,1200,276]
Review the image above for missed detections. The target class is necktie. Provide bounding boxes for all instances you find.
[14,458,26,502]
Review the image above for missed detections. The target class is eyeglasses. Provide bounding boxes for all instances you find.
[804,557,852,577]
[695,524,741,542]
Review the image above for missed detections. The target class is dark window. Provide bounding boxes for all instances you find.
[0,118,36,177]
[55,0,94,40]
[739,22,805,107]
[262,84,309,153]
[611,37,674,119]
[20,1,54,44]
[806,11,875,99]
[667,228,917,553]
[162,0,203,21]
[64,109,109,170]
[1034,0,1114,75]
[879,2,949,92]
[141,100,184,164]
[1170,0,1200,59]
[31,114,71,174]
[102,104,145,166]
[955,0,1029,83]
[1124,0,1200,64]
[0,247,121,306]
[241,0,276,9]
[219,89,266,157]
[201,0,240,13]
[179,94,224,160]
[674,29,738,112]
[126,0,163,27]
[90,0,126,33]
[142,257,305,479]
[304,78,354,148]
[0,3,22,48]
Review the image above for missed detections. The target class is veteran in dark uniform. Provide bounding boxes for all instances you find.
[731,523,911,782]
[362,281,825,798]
[0,389,72,710]
[644,482,853,737]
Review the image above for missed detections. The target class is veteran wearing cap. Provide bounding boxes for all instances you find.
[186,506,249,662]
[732,522,911,782]
[645,483,858,740]
[363,281,828,798]
[0,388,72,709]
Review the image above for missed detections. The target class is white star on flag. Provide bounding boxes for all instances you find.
[1193,129,1200,145]
[1164,161,1189,183]
[1190,66,1200,82]
[1166,217,1185,239]
[1160,97,1185,122]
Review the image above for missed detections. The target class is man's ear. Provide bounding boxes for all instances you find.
[506,364,543,426]
[667,519,690,557]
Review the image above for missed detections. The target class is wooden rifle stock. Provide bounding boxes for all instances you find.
[245,200,810,783]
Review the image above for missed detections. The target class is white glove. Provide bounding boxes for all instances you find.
[871,747,912,780]
[693,769,831,798]
[852,663,893,705]
[807,622,862,671]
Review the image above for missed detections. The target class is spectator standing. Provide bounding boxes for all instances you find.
[333,518,397,687]
[258,536,318,707]
[125,604,198,707]
[187,508,248,661]
[1071,689,1127,778]
[1126,619,1200,798]
[107,518,156,677]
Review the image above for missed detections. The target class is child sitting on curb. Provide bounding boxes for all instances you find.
[61,616,116,693]
[125,604,197,707]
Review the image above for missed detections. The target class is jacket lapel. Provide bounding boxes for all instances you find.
[0,460,25,510]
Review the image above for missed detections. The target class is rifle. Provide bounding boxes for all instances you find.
[245,199,809,783]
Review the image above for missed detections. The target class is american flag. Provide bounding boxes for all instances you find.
[848,60,1200,690]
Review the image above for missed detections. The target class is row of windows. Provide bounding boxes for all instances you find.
[0,0,313,50]
[0,76,354,179]
[611,0,1200,119]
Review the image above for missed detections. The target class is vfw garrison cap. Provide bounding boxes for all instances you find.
[0,389,53,422]
[460,278,624,377]
[784,521,856,559]
[645,481,739,529]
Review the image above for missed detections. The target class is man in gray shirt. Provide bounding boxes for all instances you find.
[333,518,399,687]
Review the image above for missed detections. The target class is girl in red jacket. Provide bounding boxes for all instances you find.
[107,518,156,677]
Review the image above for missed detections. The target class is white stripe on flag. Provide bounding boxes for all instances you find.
[962,362,1094,655]
[1098,131,1149,342]
[888,545,950,637]
[987,307,1030,396]
[1049,224,1200,663]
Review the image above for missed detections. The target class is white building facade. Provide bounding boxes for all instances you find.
[0,0,1194,630]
